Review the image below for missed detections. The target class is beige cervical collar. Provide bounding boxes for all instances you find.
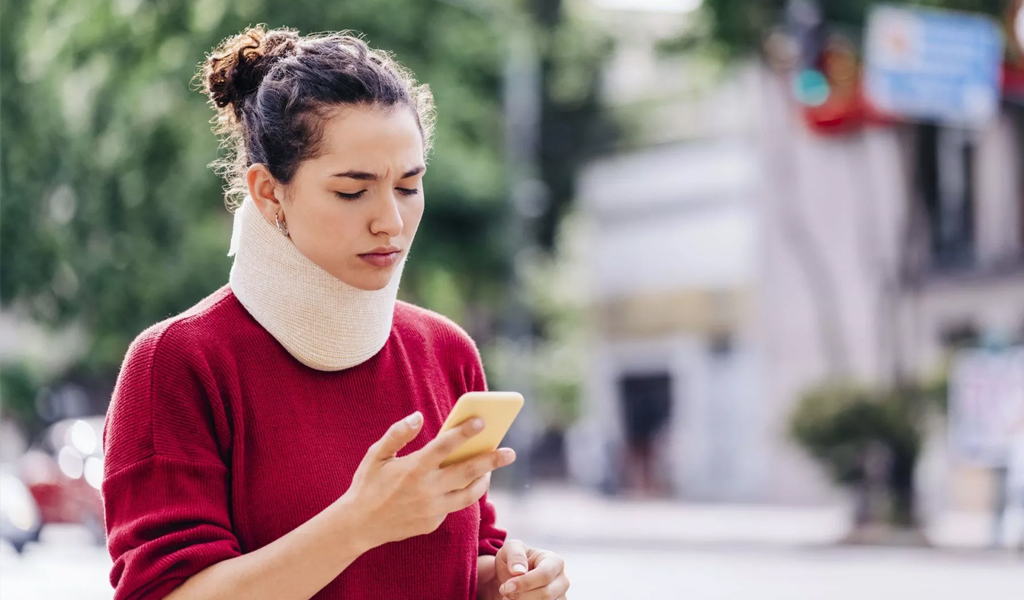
[227,196,403,371]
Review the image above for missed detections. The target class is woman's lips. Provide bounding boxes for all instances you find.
[358,252,402,268]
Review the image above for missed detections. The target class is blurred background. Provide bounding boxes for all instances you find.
[3,0,1024,597]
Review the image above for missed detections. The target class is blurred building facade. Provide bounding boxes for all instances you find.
[568,2,1024,507]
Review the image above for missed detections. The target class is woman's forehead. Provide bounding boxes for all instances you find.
[315,104,424,165]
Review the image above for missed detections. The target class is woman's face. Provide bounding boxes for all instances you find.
[249,104,426,291]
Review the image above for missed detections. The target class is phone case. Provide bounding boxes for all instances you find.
[438,391,524,467]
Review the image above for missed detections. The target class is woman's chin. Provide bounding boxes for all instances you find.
[354,279,391,292]
[331,267,396,291]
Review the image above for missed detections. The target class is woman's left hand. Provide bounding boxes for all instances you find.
[492,539,570,600]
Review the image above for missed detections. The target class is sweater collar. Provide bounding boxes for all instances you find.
[227,196,403,371]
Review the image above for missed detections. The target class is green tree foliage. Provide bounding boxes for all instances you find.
[1,0,613,409]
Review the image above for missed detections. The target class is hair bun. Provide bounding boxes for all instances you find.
[202,25,299,122]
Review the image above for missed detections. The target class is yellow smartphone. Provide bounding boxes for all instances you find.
[438,391,524,468]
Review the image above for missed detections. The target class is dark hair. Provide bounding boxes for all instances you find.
[198,25,435,207]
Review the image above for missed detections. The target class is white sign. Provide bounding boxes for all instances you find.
[949,347,1024,467]
[865,5,1004,127]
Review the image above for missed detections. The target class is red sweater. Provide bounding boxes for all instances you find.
[102,285,506,600]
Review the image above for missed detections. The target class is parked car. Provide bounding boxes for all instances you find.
[17,416,106,546]
[0,466,42,553]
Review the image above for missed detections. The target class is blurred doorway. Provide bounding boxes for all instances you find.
[617,372,674,497]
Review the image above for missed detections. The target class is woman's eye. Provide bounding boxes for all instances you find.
[335,191,366,200]
[396,188,420,196]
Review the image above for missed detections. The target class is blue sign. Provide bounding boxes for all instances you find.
[865,5,1004,126]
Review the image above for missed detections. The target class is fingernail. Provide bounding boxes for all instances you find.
[471,417,484,431]
[504,581,517,593]
[502,449,517,463]
[405,412,423,428]
[511,563,527,575]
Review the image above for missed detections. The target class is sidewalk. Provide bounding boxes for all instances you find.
[487,485,1001,551]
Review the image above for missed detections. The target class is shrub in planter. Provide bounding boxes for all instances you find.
[789,381,936,529]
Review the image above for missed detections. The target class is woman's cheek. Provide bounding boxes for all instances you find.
[404,196,425,236]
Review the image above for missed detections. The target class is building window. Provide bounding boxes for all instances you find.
[917,124,976,270]
[1010,104,1024,254]
[708,332,734,357]
[940,322,979,351]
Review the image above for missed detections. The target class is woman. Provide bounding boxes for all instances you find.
[102,25,570,600]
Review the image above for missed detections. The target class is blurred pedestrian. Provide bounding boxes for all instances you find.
[1006,418,1024,552]
[101,25,569,600]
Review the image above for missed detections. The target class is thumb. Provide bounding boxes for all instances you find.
[499,539,529,577]
[370,411,423,461]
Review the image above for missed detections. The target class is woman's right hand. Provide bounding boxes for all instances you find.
[341,411,516,548]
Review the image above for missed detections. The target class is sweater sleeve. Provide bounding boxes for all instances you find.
[460,334,508,557]
[102,325,241,600]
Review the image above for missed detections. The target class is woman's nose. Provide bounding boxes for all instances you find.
[369,193,404,237]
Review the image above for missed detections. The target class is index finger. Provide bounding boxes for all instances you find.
[415,417,485,467]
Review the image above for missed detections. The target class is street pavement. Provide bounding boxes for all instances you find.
[561,544,1023,600]
[487,485,1015,550]
[2,486,1022,599]
[1,526,112,600]
[2,527,1022,600]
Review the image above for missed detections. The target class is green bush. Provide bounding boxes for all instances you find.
[789,381,939,527]
[0,361,45,433]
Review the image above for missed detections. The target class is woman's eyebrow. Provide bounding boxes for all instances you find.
[330,166,425,181]
[331,170,379,181]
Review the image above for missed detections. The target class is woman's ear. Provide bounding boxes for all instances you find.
[246,163,285,224]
